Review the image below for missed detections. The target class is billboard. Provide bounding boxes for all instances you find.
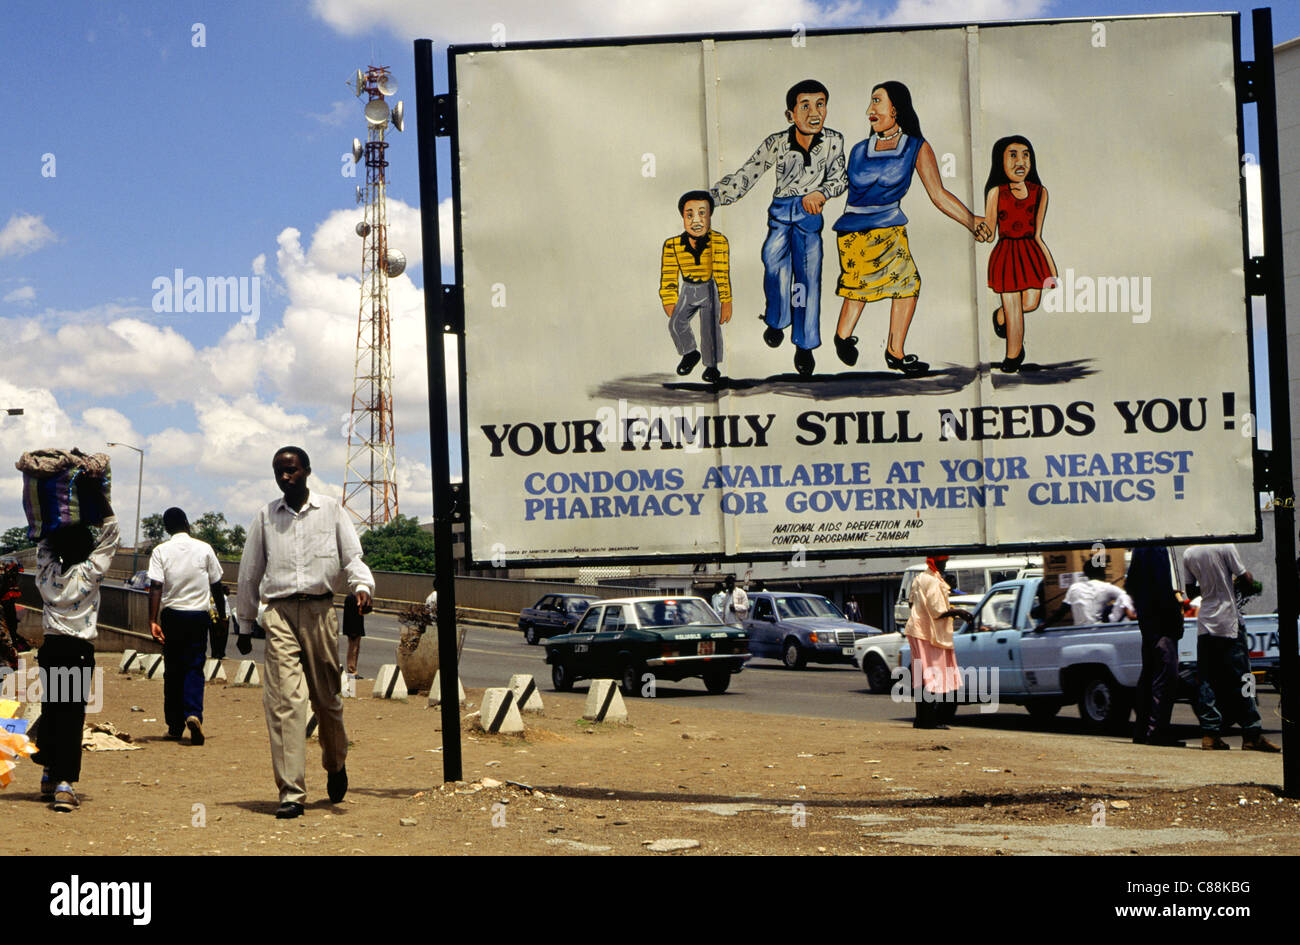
[448,13,1258,565]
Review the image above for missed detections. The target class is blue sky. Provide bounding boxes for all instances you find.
[0,0,1292,541]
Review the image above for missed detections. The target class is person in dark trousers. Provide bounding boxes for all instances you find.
[342,592,364,677]
[1126,545,1187,746]
[148,508,226,745]
[33,510,120,811]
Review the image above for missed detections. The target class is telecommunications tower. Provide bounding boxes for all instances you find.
[342,65,406,528]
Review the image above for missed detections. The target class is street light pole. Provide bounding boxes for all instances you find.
[106,442,144,574]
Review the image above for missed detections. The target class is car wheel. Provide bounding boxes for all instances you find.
[703,667,731,694]
[1025,698,1062,720]
[551,660,574,692]
[782,638,807,670]
[621,659,651,697]
[523,623,538,645]
[1077,672,1131,732]
[864,654,892,694]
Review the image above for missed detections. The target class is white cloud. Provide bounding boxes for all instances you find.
[310,100,354,127]
[3,285,35,304]
[0,213,56,259]
[311,0,1046,42]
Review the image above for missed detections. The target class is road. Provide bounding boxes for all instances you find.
[228,611,1283,739]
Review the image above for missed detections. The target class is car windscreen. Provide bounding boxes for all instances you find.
[774,596,842,619]
[634,599,718,628]
[565,599,592,613]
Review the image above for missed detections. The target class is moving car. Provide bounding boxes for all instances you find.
[544,596,750,696]
[518,593,600,645]
[744,592,883,669]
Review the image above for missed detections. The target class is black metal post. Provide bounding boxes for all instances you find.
[1252,7,1298,795]
[413,38,462,783]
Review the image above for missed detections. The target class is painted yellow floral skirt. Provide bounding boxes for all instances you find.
[836,225,921,302]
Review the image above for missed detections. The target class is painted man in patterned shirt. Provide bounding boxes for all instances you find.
[710,79,847,376]
[659,190,732,385]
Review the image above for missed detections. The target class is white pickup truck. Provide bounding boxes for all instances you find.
[885,577,1283,731]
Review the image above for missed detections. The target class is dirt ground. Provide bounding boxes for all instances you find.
[1,653,1297,856]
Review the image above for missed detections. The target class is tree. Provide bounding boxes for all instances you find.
[0,526,34,555]
[141,513,167,550]
[193,511,230,556]
[226,524,246,557]
[359,514,436,574]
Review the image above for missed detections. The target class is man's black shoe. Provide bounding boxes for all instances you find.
[762,321,783,348]
[676,351,701,376]
[328,765,348,803]
[794,348,815,376]
[701,366,721,384]
[275,802,304,819]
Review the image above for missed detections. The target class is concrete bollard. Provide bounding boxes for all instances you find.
[427,670,465,707]
[508,674,544,713]
[203,659,227,683]
[142,654,165,680]
[119,650,140,674]
[373,664,408,700]
[231,660,261,687]
[583,679,627,723]
[478,688,524,734]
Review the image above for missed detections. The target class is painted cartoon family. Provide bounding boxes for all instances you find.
[657,79,1057,382]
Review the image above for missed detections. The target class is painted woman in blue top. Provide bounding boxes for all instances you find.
[831,82,991,376]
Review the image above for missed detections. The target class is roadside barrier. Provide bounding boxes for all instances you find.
[479,688,524,734]
[142,654,165,679]
[427,670,465,707]
[119,650,141,674]
[203,659,227,683]
[508,673,544,713]
[231,660,261,687]
[373,664,408,700]
[583,679,627,723]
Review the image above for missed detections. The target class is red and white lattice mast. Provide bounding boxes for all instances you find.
[343,66,405,528]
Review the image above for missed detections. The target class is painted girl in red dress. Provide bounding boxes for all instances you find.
[983,135,1057,373]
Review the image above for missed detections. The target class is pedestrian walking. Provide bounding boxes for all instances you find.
[1126,545,1187,746]
[235,446,374,818]
[147,508,226,746]
[342,592,364,677]
[719,574,749,625]
[905,555,970,729]
[1183,543,1279,752]
[32,510,120,811]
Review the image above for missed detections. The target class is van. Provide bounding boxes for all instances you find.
[894,555,1042,629]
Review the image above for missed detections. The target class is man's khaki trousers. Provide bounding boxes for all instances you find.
[261,598,347,805]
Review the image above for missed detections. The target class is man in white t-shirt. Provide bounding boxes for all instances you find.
[1042,562,1124,627]
[1183,543,1278,752]
[718,574,749,625]
[148,508,226,746]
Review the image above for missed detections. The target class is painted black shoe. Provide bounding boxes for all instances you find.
[701,366,721,384]
[275,801,305,819]
[999,347,1025,373]
[327,765,348,803]
[676,351,701,376]
[992,306,1006,339]
[793,348,814,376]
[884,351,929,375]
[833,334,859,366]
[761,318,783,348]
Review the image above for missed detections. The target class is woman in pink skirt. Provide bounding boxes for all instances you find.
[905,555,971,729]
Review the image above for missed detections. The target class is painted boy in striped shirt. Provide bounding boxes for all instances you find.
[659,190,732,384]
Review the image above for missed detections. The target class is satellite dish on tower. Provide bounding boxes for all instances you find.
[353,68,365,96]
[355,185,364,204]
[356,222,371,238]
[364,100,390,127]
[351,138,364,164]
[377,75,397,96]
[385,250,406,278]
[391,101,404,133]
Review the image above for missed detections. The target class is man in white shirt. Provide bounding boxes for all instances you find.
[1184,543,1278,752]
[1042,562,1124,627]
[147,508,225,746]
[236,446,375,818]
